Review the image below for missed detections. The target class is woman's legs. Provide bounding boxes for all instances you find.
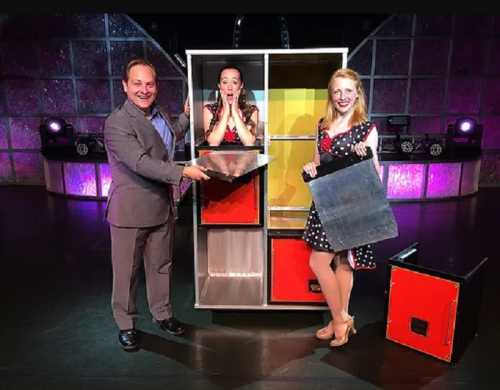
[333,254,354,316]
[309,250,350,326]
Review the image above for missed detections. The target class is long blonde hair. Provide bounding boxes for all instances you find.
[321,68,367,129]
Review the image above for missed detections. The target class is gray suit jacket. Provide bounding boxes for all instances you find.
[104,99,189,228]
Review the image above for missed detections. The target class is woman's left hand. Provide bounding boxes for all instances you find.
[352,141,367,156]
[231,90,241,118]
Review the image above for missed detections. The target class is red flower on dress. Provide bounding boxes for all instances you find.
[224,130,237,143]
[320,135,332,152]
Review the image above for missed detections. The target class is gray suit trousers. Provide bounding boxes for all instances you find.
[110,213,175,330]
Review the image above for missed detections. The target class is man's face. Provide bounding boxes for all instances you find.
[122,64,158,112]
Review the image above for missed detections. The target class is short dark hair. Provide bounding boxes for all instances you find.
[122,59,157,82]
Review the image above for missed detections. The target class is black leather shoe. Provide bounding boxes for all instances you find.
[155,317,185,336]
[118,329,139,350]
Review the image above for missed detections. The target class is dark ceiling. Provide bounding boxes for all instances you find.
[130,14,389,60]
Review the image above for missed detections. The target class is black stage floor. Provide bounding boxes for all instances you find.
[1,186,498,389]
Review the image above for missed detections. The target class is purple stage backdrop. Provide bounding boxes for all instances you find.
[1,14,499,188]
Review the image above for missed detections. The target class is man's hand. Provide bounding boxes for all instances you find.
[183,98,190,116]
[182,165,210,181]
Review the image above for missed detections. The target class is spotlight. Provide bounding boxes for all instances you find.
[456,117,476,135]
[446,117,483,158]
[39,117,75,157]
[46,117,65,134]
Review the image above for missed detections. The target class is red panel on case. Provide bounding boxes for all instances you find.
[386,266,459,362]
[199,149,260,225]
[200,171,259,224]
[271,237,325,303]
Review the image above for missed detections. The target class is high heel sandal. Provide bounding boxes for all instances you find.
[315,320,334,340]
[349,316,357,335]
[316,316,357,340]
[329,317,355,348]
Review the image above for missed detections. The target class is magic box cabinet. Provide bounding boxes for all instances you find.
[186,48,346,309]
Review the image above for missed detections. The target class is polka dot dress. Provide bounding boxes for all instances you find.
[302,119,377,271]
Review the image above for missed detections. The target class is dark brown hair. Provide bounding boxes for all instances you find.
[207,65,255,134]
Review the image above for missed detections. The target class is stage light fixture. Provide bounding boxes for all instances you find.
[39,117,75,157]
[74,133,106,157]
[399,139,415,154]
[455,117,476,135]
[446,117,483,158]
[428,142,444,157]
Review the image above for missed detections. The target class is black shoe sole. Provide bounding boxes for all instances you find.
[154,318,185,336]
[164,328,184,336]
[121,344,139,351]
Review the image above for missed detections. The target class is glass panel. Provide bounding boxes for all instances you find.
[43,159,64,193]
[447,78,480,114]
[375,39,410,75]
[481,116,500,149]
[386,163,425,199]
[409,79,444,114]
[450,38,486,77]
[0,152,13,181]
[5,79,40,115]
[481,78,500,114]
[426,163,461,198]
[372,79,407,114]
[377,15,412,36]
[349,41,373,75]
[108,14,146,37]
[0,118,8,149]
[76,80,111,114]
[72,41,109,77]
[110,41,145,76]
[268,210,308,230]
[415,15,452,36]
[460,160,481,196]
[99,163,112,197]
[13,152,44,184]
[64,162,97,196]
[9,117,41,149]
[40,79,76,114]
[412,38,449,76]
[188,150,270,182]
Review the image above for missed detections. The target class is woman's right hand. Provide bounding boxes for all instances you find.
[220,92,230,116]
[302,162,318,178]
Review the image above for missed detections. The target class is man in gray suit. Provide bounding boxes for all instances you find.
[104,58,209,350]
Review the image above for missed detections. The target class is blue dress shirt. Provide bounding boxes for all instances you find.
[149,105,173,157]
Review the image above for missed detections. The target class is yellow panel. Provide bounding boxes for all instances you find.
[313,89,328,121]
[268,139,316,208]
[285,89,313,135]
[268,89,327,136]
[268,89,285,135]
